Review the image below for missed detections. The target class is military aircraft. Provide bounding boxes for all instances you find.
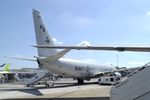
[29,9,119,84]
[6,9,124,84]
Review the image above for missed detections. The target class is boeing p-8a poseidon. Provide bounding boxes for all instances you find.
[30,9,115,84]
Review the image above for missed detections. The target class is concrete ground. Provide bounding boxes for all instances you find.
[0,78,111,100]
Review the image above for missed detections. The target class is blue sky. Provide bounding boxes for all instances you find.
[1,0,150,69]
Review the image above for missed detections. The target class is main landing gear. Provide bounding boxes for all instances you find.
[77,79,84,84]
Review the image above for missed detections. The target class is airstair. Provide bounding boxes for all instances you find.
[111,62,150,100]
[16,69,49,86]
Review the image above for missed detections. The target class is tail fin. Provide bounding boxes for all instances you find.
[32,9,57,57]
[4,63,10,72]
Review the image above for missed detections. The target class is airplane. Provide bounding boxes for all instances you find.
[0,63,11,74]
[5,9,124,85]
[0,63,50,86]
[25,9,119,84]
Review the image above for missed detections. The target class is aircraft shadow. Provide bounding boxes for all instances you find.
[0,82,99,96]
[8,97,109,100]
[0,88,43,96]
[38,81,98,89]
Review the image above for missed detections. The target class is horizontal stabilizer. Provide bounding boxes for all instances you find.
[41,49,70,64]
[4,56,36,61]
[33,45,150,52]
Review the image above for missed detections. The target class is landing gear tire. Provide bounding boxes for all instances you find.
[26,84,30,87]
[45,81,54,87]
[45,83,50,87]
[77,79,84,84]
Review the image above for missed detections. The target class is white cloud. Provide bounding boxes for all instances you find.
[57,41,64,45]
[52,38,64,45]
[78,41,92,46]
[146,11,150,16]
[52,38,57,42]
[78,41,94,53]
[128,61,144,66]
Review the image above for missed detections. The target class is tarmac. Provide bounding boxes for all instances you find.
[0,78,111,100]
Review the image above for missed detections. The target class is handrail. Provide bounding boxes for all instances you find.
[133,90,150,100]
[115,61,150,88]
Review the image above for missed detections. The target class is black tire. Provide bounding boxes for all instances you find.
[77,79,84,84]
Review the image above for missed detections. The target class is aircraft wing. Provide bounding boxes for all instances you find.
[0,71,11,74]
[33,45,150,52]
[94,67,127,77]
[94,71,111,77]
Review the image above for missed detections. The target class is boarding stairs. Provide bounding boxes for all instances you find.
[111,62,150,100]
[17,69,49,86]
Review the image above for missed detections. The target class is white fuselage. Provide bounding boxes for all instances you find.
[40,58,114,80]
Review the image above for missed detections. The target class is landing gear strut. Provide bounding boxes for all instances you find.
[77,79,84,84]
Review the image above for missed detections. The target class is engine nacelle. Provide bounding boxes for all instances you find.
[113,72,122,78]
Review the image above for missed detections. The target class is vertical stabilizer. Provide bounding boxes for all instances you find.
[32,9,57,57]
[4,63,10,72]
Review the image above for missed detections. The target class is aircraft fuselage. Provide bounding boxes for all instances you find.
[40,58,114,80]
